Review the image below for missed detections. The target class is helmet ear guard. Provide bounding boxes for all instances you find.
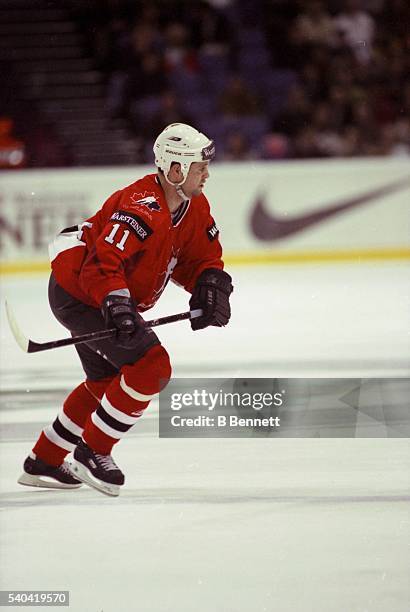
[153,123,215,186]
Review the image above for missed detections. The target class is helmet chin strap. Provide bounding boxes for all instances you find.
[175,185,188,201]
[164,165,190,201]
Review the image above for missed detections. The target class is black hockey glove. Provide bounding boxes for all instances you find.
[102,294,144,349]
[189,268,233,331]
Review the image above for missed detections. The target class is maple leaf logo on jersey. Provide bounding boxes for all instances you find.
[130,192,161,212]
[139,248,180,310]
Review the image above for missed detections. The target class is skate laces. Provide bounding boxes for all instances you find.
[95,454,119,471]
[60,463,73,475]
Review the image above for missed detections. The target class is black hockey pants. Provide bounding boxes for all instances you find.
[48,274,160,381]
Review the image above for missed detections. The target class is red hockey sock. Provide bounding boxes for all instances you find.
[32,378,113,466]
[83,346,171,454]
[32,431,67,467]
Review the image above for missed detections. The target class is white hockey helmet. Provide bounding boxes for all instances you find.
[153,123,215,185]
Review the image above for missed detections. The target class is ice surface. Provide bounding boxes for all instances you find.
[0,439,409,612]
[1,263,409,389]
[0,263,409,611]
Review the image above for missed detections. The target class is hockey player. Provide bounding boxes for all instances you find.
[18,123,233,496]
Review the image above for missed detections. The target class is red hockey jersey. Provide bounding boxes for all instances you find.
[49,173,224,311]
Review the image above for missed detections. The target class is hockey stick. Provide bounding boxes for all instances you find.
[5,300,203,354]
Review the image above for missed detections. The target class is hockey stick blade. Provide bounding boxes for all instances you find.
[5,299,29,352]
[5,300,202,354]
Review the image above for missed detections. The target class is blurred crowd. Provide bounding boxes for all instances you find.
[264,0,410,159]
[2,0,409,167]
[86,0,409,161]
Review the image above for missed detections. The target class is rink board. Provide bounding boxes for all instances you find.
[0,158,409,273]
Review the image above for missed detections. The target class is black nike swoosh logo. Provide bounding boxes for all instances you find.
[250,177,410,241]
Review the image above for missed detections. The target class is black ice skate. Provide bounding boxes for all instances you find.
[18,454,82,489]
[69,440,125,497]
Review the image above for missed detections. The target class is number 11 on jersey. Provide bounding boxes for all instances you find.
[104,224,130,251]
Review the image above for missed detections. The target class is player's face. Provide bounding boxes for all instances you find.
[183,162,210,197]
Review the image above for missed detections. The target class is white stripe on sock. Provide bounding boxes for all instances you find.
[58,411,83,436]
[44,425,76,452]
[91,412,122,440]
[101,395,142,425]
[120,375,156,401]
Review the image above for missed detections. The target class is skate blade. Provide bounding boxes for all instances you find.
[69,461,121,497]
[17,472,82,490]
